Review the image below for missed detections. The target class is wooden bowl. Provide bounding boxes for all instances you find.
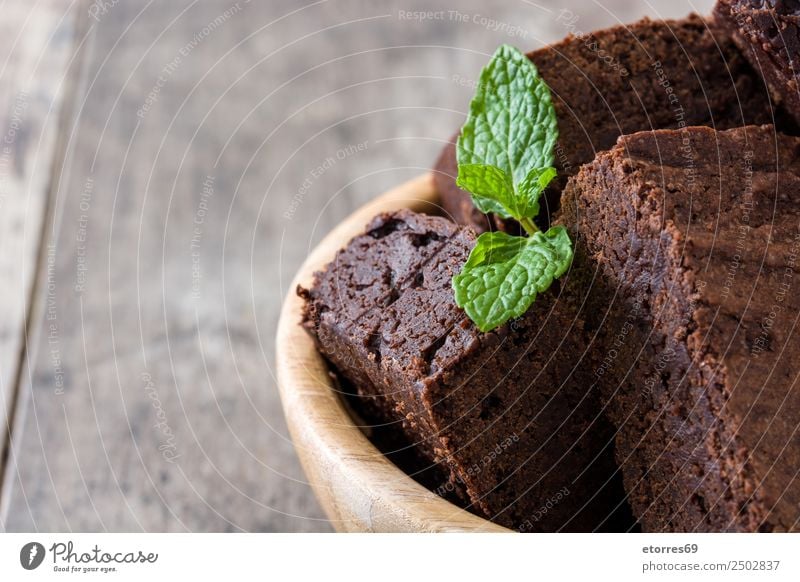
[276,173,510,532]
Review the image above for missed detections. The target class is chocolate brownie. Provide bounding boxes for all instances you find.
[299,209,631,531]
[562,125,800,531]
[714,1,800,125]
[435,15,775,233]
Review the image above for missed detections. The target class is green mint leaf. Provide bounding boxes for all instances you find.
[456,44,558,221]
[456,164,558,221]
[517,166,557,220]
[456,164,517,218]
[451,45,571,332]
[452,226,573,332]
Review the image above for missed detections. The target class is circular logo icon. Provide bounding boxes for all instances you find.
[20,542,45,570]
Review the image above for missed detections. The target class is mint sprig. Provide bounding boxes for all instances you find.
[452,45,573,332]
[453,227,573,332]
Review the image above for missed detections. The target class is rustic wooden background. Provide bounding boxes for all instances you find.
[0,0,713,532]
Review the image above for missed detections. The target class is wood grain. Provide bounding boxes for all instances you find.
[0,0,83,502]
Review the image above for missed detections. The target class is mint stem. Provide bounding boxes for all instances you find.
[519,217,539,236]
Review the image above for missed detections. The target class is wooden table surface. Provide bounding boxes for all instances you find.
[0,0,712,532]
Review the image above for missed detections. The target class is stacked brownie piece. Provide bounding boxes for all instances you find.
[434,15,776,233]
[715,0,800,125]
[562,125,800,532]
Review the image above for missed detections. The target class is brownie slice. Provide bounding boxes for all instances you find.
[714,1,800,125]
[562,125,800,532]
[435,15,775,233]
[300,209,630,531]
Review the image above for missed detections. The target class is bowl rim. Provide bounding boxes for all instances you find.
[276,173,510,532]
